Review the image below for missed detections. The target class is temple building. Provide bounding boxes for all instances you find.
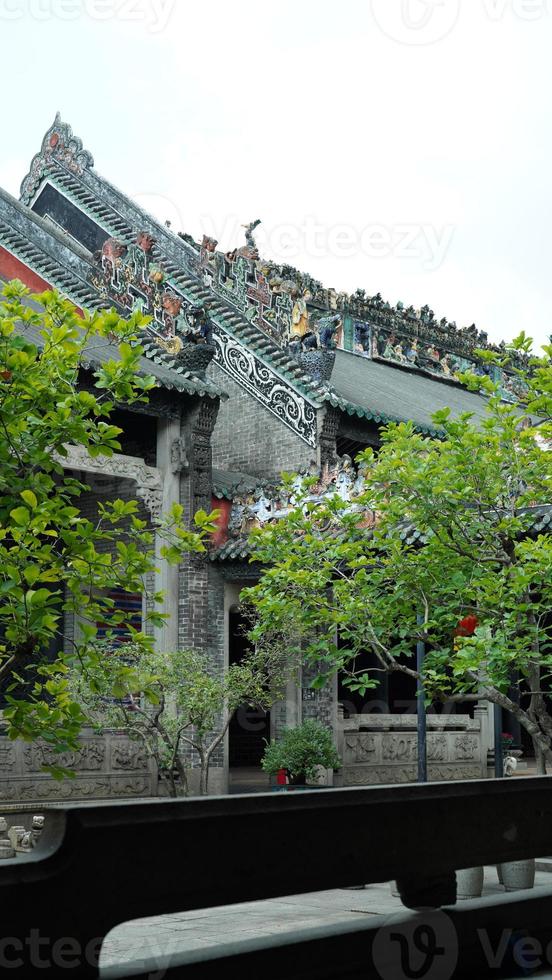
[0,116,527,799]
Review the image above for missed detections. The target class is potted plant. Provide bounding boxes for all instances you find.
[261,720,341,787]
[501,732,514,755]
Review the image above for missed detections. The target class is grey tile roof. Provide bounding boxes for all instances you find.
[327,350,491,434]
[209,538,253,561]
[9,119,514,429]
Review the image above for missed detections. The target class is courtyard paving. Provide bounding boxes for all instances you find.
[100,869,552,975]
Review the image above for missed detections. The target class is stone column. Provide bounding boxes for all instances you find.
[177,399,219,655]
[474,701,493,773]
[153,417,183,654]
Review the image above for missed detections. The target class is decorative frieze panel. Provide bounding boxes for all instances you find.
[111,743,148,770]
[226,455,375,536]
[0,778,153,802]
[339,713,486,786]
[212,325,317,447]
[89,231,214,359]
[342,764,484,786]
[23,742,104,773]
[0,730,157,802]
[0,746,16,771]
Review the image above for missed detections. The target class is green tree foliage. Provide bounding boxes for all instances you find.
[245,338,552,770]
[0,282,215,762]
[71,642,289,796]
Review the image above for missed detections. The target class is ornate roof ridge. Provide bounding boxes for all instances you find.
[20,114,94,206]
[15,118,524,421]
[189,229,522,364]
[0,191,225,401]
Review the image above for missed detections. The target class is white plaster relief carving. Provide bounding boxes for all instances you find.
[57,445,163,517]
[59,445,162,490]
[212,326,317,447]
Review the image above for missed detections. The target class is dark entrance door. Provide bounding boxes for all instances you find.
[228,607,270,768]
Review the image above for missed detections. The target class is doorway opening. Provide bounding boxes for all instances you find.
[228,606,270,769]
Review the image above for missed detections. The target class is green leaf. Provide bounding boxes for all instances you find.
[20,490,37,509]
[10,507,30,525]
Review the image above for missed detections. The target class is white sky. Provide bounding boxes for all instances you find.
[1,0,551,350]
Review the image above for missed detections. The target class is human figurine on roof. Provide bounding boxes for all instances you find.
[185,305,213,344]
[226,219,261,263]
[290,288,312,339]
[405,338,419,365]
[354,321,371,355]
[316,313,342,350]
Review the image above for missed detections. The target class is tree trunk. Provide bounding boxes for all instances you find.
[199,754,209,796]
[161,770,177,798]
[477,686,552,770]
[535,745,548,775]
[173,753,189,797]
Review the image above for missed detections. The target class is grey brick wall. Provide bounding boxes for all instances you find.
[207,365,316,477]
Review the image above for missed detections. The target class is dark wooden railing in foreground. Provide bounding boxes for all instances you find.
[2,777,552,979]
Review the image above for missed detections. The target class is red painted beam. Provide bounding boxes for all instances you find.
[0,246,52,293]
[211,496,232,546]
[0,246,84,315]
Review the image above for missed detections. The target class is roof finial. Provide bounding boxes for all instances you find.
[20,115,94,205]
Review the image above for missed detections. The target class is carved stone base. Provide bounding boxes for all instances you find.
[0,731,157,803]
[342,764,484,786]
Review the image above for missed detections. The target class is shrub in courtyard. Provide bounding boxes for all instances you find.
[261,719,341,784]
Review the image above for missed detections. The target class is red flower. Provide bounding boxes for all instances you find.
[455,615,479,637]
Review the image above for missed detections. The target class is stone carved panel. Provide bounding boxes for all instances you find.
[60,446,162,491]
[0,732,156,802]
[340,715,485,787]
[381,733,447,763]
[342,763,484,786]
[111,743,148,770]
[454,734,479,760]
[0,746,16,770]
[344,734,377,763]
[59,445,163,518]
[1,777,151,801]
[428,766,483,781]
[23,741,105,773]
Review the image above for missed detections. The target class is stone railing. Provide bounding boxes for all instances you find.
[3,779,552,977]
[0,729,157,804]
[338,710,487,785]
